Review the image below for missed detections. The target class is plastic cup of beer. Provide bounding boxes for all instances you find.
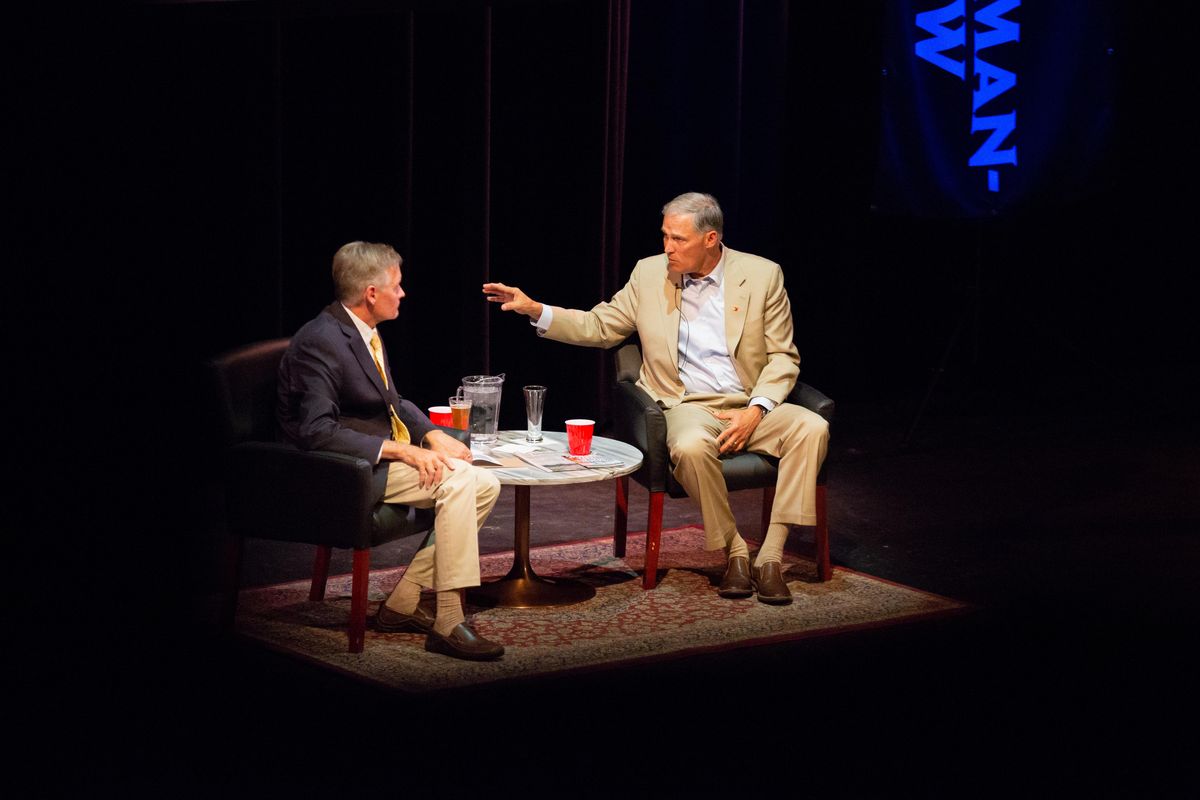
[565,418,594,455]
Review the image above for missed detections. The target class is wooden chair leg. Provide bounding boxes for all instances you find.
[815,483,831,581]
[643,491,664,589]
[220,536,244,632]
[349,548,370,653]
[310,545,332,601]
[614,475,629,557]
[760,485,776,540]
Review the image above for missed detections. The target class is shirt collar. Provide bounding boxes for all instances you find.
[342,303,377,348]
[685,248,725,288]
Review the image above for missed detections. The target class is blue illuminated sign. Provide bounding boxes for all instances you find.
[915,0,1020,193]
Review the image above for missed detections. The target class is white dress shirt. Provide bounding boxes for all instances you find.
[534,252,775,414]
[677,255,741,394]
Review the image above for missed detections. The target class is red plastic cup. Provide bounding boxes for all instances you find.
[565,418,595,455]
[428,405,453,427]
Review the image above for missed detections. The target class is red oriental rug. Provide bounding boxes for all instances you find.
[232,526,968,693]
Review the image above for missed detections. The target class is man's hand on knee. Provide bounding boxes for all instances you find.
[384,441,456,489]
[424,428,471,461]
[713,405,765,454]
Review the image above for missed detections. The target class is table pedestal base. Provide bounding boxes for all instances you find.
[466,484,597,609]
[468,571,595,608]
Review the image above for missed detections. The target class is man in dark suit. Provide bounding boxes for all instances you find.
[277,241,504,661]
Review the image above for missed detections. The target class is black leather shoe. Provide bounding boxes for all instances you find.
[374,600,436,634]
[752,561,793,605]
[718,556,754,599]
[425,622,505,661]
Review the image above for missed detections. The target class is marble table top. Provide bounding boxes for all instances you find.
[471,430,642,486]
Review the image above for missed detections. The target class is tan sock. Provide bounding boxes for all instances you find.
[384,576,422,614]
[753,523,789,568]
[725,533,749,561]
[433,589,465,636]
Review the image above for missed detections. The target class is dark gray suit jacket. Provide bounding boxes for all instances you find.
[276,302,436,502]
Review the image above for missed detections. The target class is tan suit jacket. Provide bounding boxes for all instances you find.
[543,245,801,407]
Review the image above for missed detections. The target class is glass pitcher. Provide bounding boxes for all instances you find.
[460,373,505,444]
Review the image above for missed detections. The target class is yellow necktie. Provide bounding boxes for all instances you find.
[369,333,410,444]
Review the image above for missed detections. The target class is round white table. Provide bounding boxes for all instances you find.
[466,430,642,608]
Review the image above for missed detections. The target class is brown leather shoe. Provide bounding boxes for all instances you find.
[718,556,754,599]
[425,622,505,661]
[374,600,436,634]
[752,561,793,605]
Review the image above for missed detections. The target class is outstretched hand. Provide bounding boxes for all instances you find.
[483,282,543,319]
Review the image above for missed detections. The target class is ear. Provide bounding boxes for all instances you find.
[703,230,720,248]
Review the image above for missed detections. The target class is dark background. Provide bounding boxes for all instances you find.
[12,0,1196,793]
[23,0,1191,434]
[103,0,1190,528]
[79,0,1191,431]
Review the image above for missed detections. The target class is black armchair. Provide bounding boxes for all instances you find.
[610,340,834,589]
[206,338,466,652]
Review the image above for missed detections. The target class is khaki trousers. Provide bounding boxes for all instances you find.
[383,458,501,591]
[664,394,829,551]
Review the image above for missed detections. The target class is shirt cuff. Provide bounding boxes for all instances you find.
[533,304,554,333]
[749,397,776,414]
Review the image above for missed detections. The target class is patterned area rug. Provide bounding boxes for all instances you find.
[234,526,968,693]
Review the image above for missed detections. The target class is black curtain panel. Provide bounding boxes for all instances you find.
[112,0,1183,446]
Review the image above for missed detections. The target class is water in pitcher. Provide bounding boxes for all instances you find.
[460,374,505,444]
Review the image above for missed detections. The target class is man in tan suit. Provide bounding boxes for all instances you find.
[484,192,828,604]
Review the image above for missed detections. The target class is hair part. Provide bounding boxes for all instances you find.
[661,192,723,236]
[331,241,402,304]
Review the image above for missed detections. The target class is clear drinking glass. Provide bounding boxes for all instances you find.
[523,385,546,442]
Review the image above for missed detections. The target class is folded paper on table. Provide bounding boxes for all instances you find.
[515,450,588,473]
[563,453,625,468]
[492,442,541,455]
[468,446,526,468]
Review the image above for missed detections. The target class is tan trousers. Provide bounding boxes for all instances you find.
[664,394,829,551]
[383,458,501,591]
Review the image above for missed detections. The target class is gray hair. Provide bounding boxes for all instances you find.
[331,241,402,304]
[661,192,724,236]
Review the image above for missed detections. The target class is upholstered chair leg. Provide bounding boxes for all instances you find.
[309,545,332,601]
[643,491,664,589]
[815,483,831,581]
[614,476,630,557]
[349,548,370,653]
